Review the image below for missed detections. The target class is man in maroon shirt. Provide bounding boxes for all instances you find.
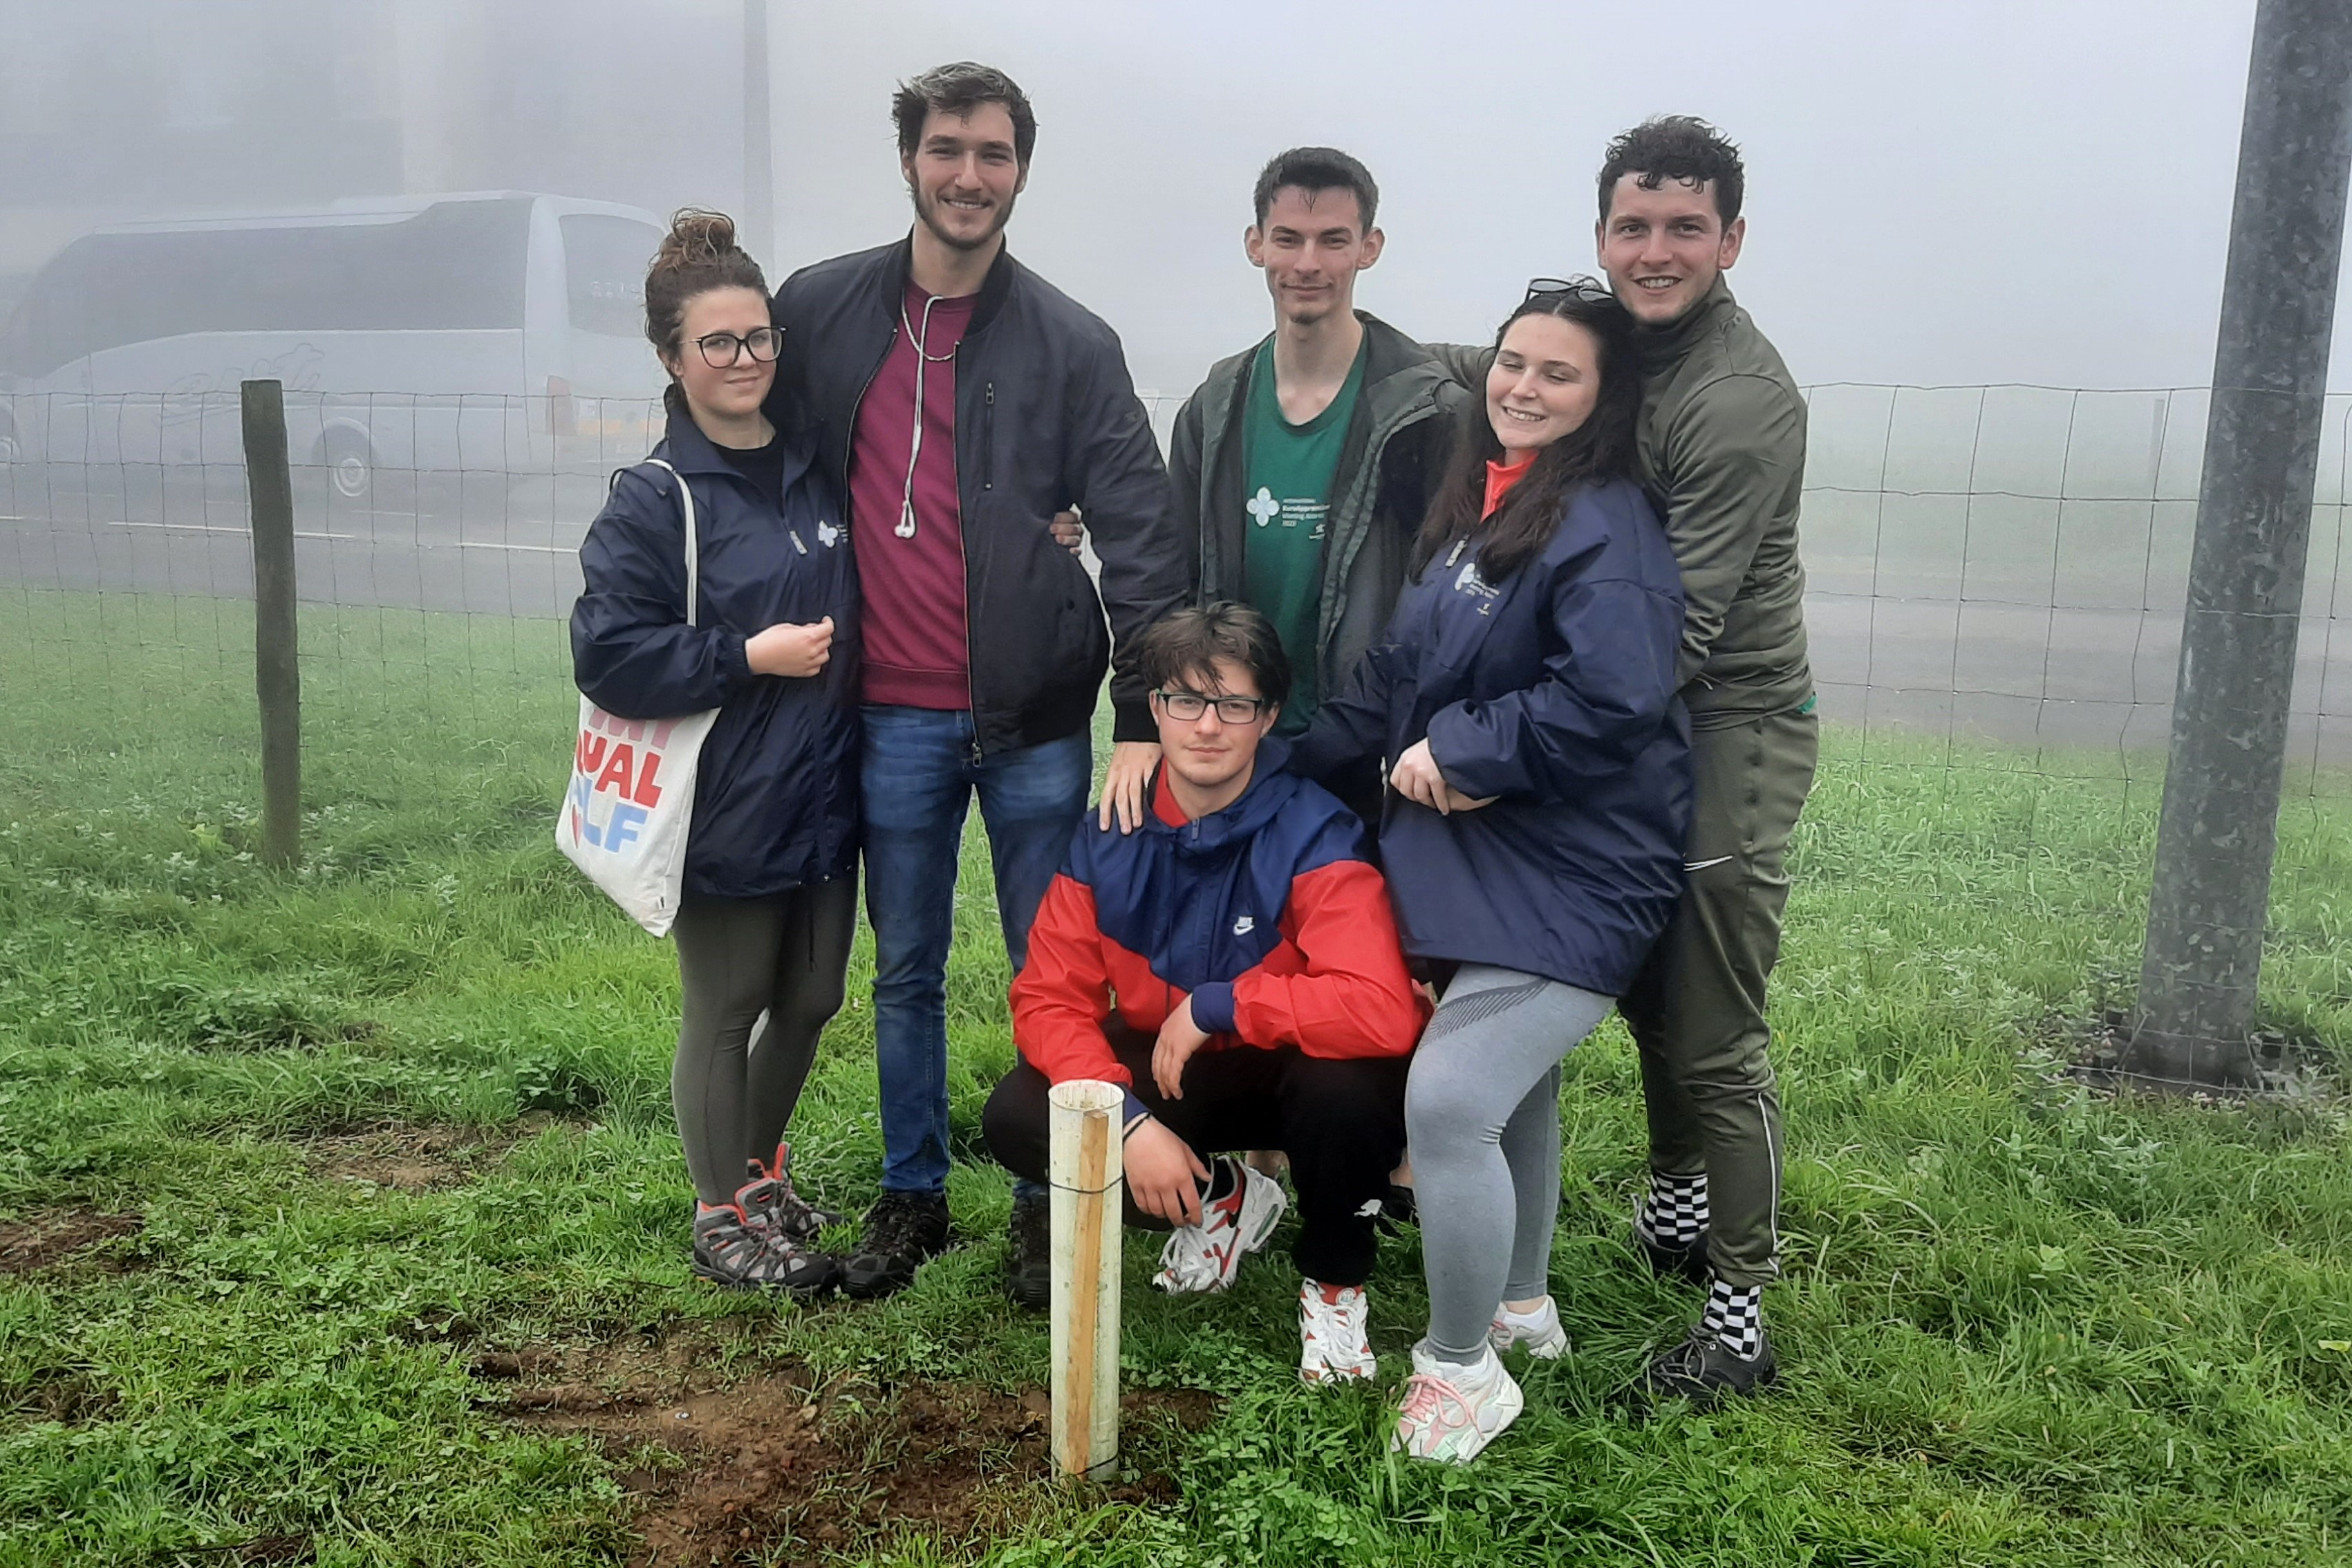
[769,62,1187,1297]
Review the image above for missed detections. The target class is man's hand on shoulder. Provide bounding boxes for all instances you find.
[1099,741,1160,834]
[1125,1117,1208,1227]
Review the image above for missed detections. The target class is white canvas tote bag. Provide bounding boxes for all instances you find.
[557,459,719,937]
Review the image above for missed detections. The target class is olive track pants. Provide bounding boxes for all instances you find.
[1618,705,1818,1291]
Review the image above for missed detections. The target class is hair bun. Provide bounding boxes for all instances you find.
[657,208,740,268]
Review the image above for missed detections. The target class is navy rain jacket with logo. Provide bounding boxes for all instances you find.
[1290,476,1692,996]
[570,393,859,900]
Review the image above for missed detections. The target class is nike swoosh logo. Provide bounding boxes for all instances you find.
[1684,855,1736,872]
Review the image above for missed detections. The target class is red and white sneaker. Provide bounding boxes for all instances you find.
[1150,1159,1285,1294]
[1299,1280,1376,1384]
[1391,1343,1524,1464]
[1488,1295,1569,1359]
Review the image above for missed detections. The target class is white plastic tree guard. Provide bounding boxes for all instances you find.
[1047,1078,1123,1479]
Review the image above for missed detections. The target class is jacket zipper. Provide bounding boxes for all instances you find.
[981,382,996,490]
[953,369,990,765]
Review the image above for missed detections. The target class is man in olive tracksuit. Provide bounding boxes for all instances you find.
[1596,117,1816,1405]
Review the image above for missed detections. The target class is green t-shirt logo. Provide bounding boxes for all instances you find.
[1240,339,1366,731]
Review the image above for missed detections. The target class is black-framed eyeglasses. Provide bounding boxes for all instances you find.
[1154,688,1269,725]
[1524,275,1614,305]
[693,326,783,368]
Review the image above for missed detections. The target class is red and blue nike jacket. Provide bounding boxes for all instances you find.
[1009,737,1428,1123]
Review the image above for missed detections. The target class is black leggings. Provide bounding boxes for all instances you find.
[671,877,857,1206]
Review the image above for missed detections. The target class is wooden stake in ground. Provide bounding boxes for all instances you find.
[1047,1079,1122,1479]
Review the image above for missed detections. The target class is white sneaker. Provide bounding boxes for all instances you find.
[1390,1342,1524,1464]
[1488,1295,1569,1359]
[1151,1159,1286,1294]
[1298,1280,1376,1384]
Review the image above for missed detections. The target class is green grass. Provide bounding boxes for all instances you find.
[2,588,2350,1567]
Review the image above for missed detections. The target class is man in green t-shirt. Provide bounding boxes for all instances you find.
[1083,147,1467,832]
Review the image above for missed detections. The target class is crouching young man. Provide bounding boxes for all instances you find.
[981,603,1426,1383]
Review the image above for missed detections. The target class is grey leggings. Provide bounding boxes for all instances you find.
[1408,964,1616,1365]
[671,877,857,1206]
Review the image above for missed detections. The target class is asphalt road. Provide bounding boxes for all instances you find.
[6,470,2349,765]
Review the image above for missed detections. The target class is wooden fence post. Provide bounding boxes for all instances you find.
[241,379,300,869]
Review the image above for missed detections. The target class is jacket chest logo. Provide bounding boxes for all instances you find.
[1453,561,1500,615]
[816,520,840,548]
[1231,914,1256,936]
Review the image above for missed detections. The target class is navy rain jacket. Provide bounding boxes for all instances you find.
[1291,476,1692,996]
[570,393,859,900]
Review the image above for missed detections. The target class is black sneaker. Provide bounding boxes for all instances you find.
[1632,1325,1778,1412]
[691,1202,841,1296]
[841,1190,952,1298]
[1636,1226,1712,1287]
[1006,1191,1050,1311]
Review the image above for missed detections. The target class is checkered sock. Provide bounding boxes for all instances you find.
[1634,1170,1709,1249]
[1701,1279,1764,1361]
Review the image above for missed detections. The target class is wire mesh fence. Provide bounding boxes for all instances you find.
[1,381,2346,1036]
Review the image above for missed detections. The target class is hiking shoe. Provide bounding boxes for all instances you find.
[1636,1226,1712,1287]
[841,1190,951,1298]
[1391,1342,1524,1464]
[1634,1325,1779,1411]
[1298,1280,1376,1384]
[1488,1295,1569,1360]
[1006,1190,1050,1312]
[744,1140,842,1243]
[1151,1158,1285,1294]
[691,1201,840,1296]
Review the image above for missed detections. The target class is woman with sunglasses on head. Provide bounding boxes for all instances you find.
[1292,278,1691,1462]
[571,209,858,1294]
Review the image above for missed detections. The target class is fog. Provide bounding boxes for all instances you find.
[3,0,2348,763]
[1,0,2342,397]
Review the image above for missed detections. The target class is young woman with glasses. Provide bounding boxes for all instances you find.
[1292,277,1694,1461]
[571,209,859,1294]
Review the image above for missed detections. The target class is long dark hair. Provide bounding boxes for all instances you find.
[1410,279,1641,585]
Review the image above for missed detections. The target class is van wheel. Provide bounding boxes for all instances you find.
[322,431,373,501]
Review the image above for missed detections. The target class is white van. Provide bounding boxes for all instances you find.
[0,192,670,504]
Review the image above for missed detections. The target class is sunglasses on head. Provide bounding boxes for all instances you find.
[1522,275,1614,305]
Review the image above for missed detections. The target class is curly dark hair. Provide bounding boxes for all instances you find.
[1597,115,1745,227]
[1410,279,1641,587]
[643,208,767,364]
[893,62,1037,168]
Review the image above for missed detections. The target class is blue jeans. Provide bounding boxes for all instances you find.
[862,705,1092,1194]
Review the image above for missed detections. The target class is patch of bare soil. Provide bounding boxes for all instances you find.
[0,1208,142,1275]
[474,1330,1215,1565]
[301,1117,550,1192]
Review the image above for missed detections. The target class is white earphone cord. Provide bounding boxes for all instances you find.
[897,294,952,539]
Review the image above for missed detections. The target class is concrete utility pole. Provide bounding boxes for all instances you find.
[2130,0,2352,1087]
[744,0,774,263]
